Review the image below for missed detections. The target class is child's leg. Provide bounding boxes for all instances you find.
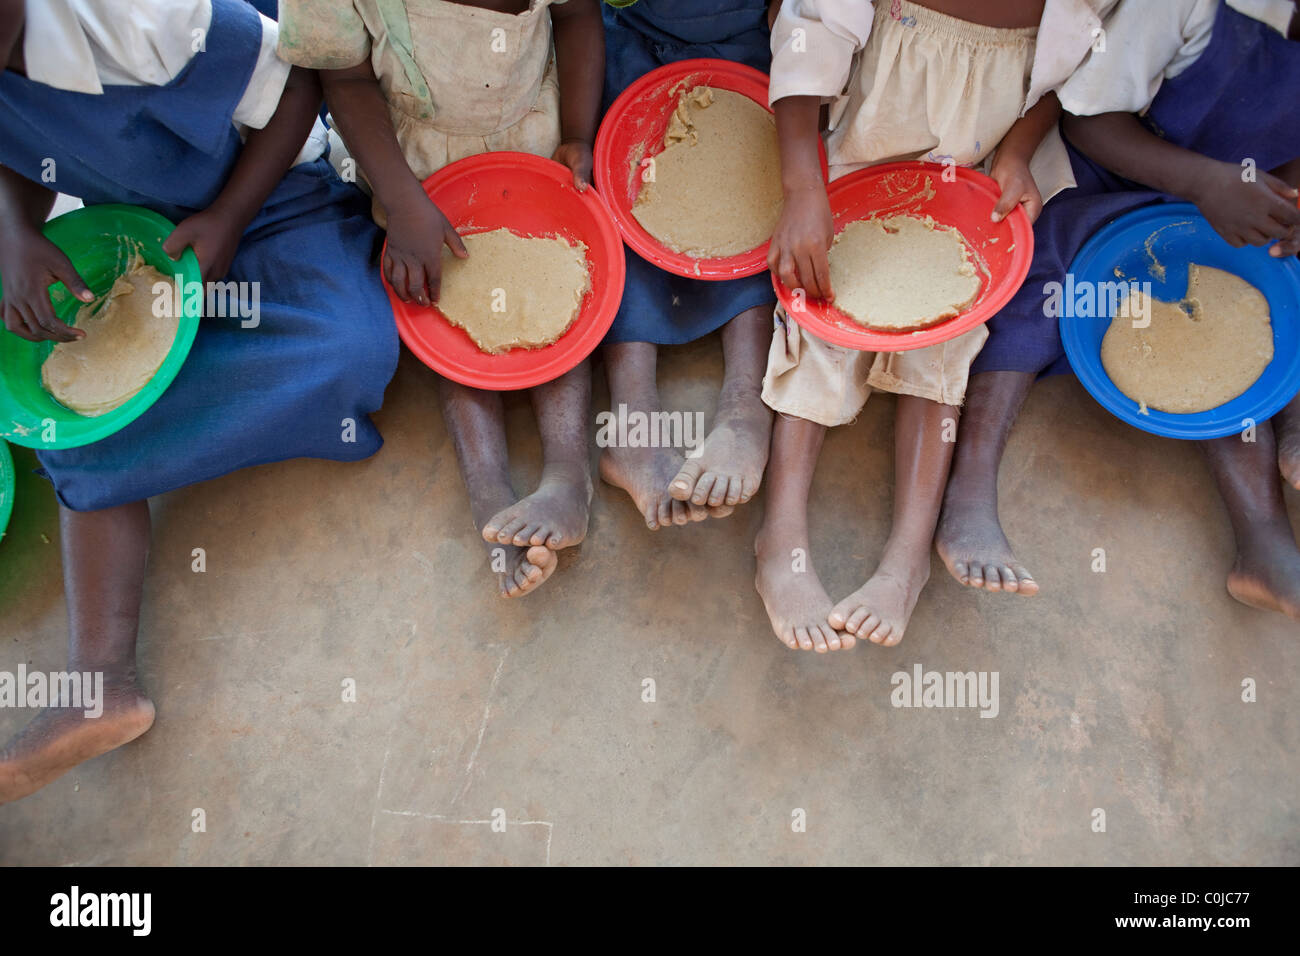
[484,361,593,550]
[828,395,952,646]
[1275,390,1300,491]
[599,342,710,529]
[0,501,156,804]
[1203,423,1300,619]
[935,370,1040,594]
[669,304,774,511]
[438,378,557,598]
[755,414,850,653]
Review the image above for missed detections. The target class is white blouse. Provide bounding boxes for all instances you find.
[21,0,326,163]
[1058,0,1296,116]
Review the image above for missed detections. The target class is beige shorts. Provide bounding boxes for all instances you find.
[760,307,989,426]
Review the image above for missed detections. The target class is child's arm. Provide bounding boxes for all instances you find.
[767,95,834,300]
[0,165,94,342]
[161,66,324,282]
[321,61,466,306]
[1062,110,1300,257]
[550,0,604,191]
[989,93,1060,224]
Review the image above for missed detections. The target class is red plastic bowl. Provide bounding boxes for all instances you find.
[594,58,825,281]
[773,162,1035,352]
[384,152,626,390]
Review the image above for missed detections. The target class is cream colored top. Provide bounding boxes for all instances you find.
[279,0,567,126]
[769,0,1118,199]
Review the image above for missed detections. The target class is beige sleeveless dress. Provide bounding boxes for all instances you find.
[278,0,567,224]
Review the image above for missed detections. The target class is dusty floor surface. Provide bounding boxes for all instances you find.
[1,341,1297,865]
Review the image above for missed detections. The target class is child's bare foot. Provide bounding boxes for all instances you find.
[670,394,773,511]
[935,495,1038,595]
[0,674,155,804]
[828,562,929,647]
[1226,533,1300,620]
[754,532,852,652]
[600,445,710,530]
[482,462,593,549]
[485,540,558,598]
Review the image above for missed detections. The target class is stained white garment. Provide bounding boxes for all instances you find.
[767,0,1117,201]
[20,0,326,164]
[769,0,1118,113]
[1059,0,1295,116]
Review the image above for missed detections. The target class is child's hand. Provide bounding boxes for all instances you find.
[1190,161,1300,251]
[164,208,242,283]
[0,229,93,343]
[384,196,467,305]
[989,153,1043,224]
[768,184,835,301]
[553,139,593,192]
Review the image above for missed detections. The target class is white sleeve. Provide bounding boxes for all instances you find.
[23,0,214,93]
[769,0,875,105]
[232,14,293,130]
[1057,0,1217,116]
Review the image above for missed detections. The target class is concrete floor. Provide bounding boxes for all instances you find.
[1,340,1297,865]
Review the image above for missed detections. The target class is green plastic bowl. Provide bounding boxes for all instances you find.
[0,439,13,542]
[0,204,202,450]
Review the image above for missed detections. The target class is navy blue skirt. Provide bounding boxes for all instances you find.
[602,0,778,345]
[38,161,400,511]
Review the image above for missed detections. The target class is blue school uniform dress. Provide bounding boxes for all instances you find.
[0,0,399,511]
[974,0,1300,377]
[602,0,778,345]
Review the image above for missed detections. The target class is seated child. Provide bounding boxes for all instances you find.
[598,0,781,530]
[940,0,1300,619]
[0,0,399,802]
[278,0,604,598]
[758,0,1107,652]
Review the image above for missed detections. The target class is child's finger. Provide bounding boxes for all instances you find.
[810,248,833,302]
[991,188,1018,222]
[1261,170,1300,202]
[427,258,444,304]
[444,227,468,259]
[1267,192,1300,231]
[1021,193,1044,224]
[48,249,95,303]
[28,294,81,342]
[15,302,56,342]
[775,251,800,297]
[407,262,431,306]
[162,223,195,260]
[799,250,831,301]
[1270,233,1300,258]
[3,304,40,342]
[389,257,411,302]
[1256,216,1293,241]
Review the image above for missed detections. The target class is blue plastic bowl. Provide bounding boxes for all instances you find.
[1063,203,1300,440]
